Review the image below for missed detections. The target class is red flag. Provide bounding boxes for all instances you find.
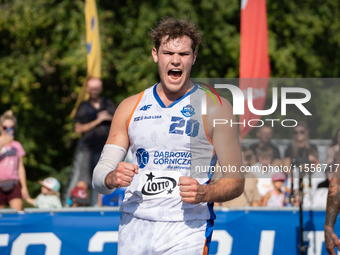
[239,0,270,138]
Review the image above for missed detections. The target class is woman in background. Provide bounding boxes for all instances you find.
[0,110,29,211]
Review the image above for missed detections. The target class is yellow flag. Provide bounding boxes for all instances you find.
[85,0,101,77]
[70,0,101,118]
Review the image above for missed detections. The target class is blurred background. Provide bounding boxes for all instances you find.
[0,0,340,198]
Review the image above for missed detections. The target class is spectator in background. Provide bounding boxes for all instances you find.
[326,128,340,165]
[243,145,257,166]
[283,121,318,168]
[252,145,275,199]
[25,177,62,209]
[262,172,286,207]
[74,77,116,206]
[250,126,281,166]
[68,186,89,207]
[0,110,29,211]
[222,147,261,207]
[283,122,324,203]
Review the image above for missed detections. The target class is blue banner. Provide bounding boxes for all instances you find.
[0,209,338,255]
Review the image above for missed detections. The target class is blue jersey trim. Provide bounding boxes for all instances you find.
[207,201,216,220]
[152,83,198,108]
[152,83,166,108]
[208,153,217,179]
[204,219,214,253]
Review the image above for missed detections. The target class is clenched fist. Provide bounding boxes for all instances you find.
[105,162,138,189]
[179,176,207,204]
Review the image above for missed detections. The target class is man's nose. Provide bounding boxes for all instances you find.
[172,54,180,65]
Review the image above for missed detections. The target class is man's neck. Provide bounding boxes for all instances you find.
[89,97,101,109]
[157,81,194,107]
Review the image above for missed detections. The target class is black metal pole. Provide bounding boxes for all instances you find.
[298,173,307,255]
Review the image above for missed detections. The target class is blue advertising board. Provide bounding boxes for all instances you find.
[0,208,337,255]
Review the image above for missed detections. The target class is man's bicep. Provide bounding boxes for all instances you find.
[208,98,243,177]
[105,94,140,150]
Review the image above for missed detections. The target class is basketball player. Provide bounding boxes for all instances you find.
[93,18,244,255]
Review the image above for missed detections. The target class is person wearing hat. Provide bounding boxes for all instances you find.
[25,177,62,209]
[262,172,287,207]
[68,186,89,207]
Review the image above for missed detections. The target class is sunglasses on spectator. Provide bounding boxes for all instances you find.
[294,130,305,135]
[2,126,14,130]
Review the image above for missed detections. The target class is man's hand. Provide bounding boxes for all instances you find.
[179,176,206,204]
[325,226,340,255]
[97,110,112,123]
[105,162,138,189]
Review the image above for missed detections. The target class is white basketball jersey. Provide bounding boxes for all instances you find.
[120,83,216,221]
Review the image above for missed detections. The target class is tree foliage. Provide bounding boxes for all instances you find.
[0,0,339,195]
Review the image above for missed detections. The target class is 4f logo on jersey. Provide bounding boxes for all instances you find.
[141,172,177,196]
[181,105,195,117]
[140,104,152,111]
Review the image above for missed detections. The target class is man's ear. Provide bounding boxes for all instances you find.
[152,47,158,63]
[192,50,198,65]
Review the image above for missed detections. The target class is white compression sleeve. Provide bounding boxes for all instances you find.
[92,144,127,195]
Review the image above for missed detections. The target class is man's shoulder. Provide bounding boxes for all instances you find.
[114,93,145,119]
[78,101,90,108]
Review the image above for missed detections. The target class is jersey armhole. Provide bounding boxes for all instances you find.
[202,93,213,146]
[127,91,145,131]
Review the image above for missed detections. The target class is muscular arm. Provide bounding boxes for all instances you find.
[92,94,140,191]
[180,96,244,203]
[205,97,244,202]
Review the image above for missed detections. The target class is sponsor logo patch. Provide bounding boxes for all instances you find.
[138,171,181,198]
[140,104,152,111]
[136,148,149,169]
[181,105,195,117]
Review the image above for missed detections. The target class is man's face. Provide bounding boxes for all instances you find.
[152,36,197,94]
[257,126,272,144]
[86,78,103,100]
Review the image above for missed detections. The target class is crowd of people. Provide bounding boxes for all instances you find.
[219,123,338,209]
[0,104,337,210]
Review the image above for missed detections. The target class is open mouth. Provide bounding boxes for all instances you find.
[168,69,182,81]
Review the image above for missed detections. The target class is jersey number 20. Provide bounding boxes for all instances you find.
[169,116,200,137]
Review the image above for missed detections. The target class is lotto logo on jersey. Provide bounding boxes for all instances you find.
[181,105,195,117]
[136,148,149,169]
[140,104,152,111]
[138,171,181,197]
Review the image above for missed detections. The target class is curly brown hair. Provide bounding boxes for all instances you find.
[149,18,201,52]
